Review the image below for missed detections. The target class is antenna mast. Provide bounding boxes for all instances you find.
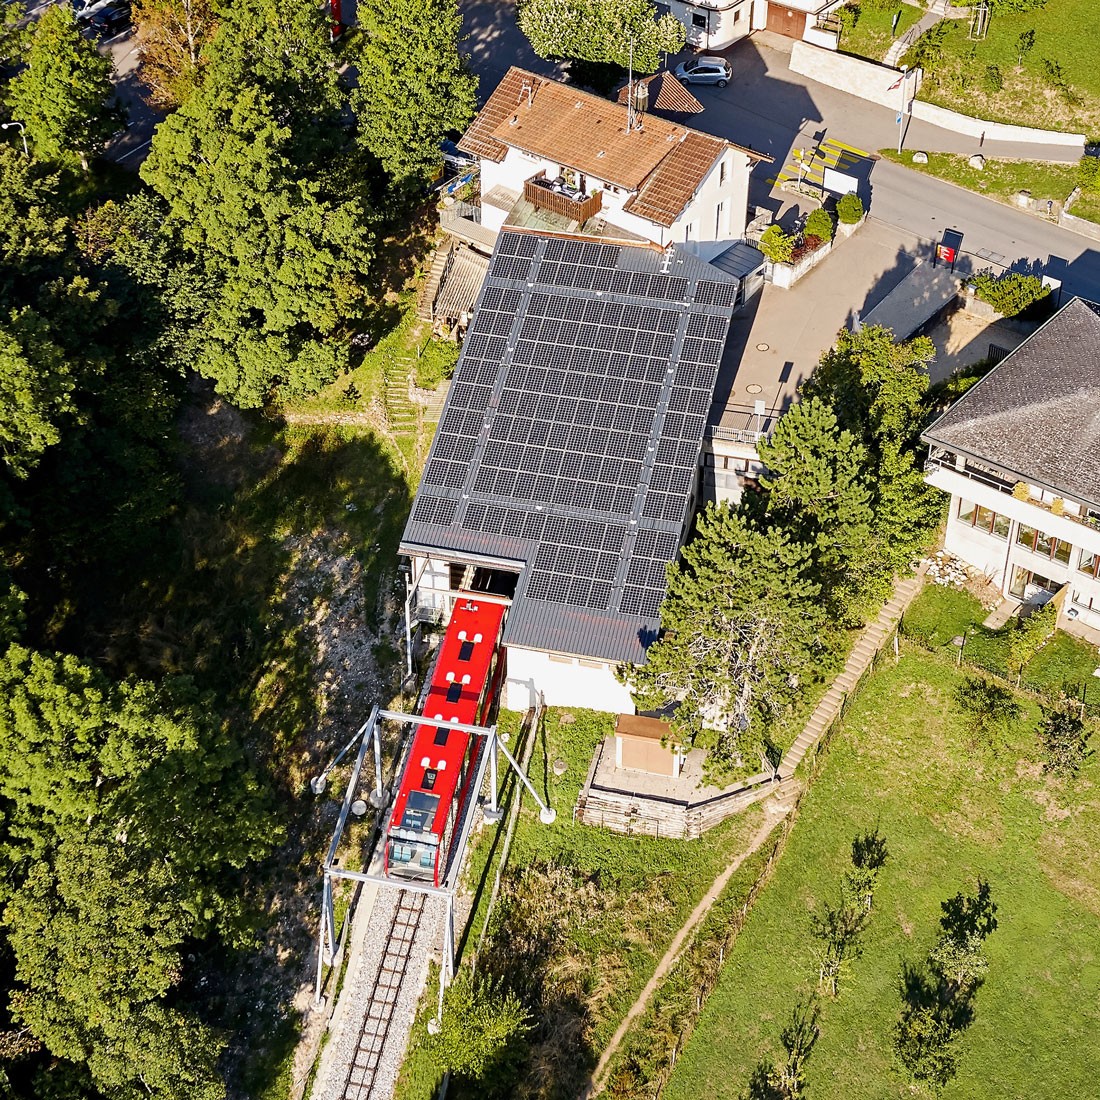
[626,37,636,133]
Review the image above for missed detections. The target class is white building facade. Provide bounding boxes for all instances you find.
[922,298,1100,637]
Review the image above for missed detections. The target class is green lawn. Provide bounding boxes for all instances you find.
[399,708,771,1100]
[878,150,1085,214]
[837,2,923,63]
[1069,188,1100,224]
[900,1,1100,134]
[664,647,1100,1100]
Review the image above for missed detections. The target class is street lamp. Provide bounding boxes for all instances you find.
[1,122,28,158]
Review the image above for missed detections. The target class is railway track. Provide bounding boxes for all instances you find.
[340,891,427,1100]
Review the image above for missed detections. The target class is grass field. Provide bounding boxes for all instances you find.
[900,1,1100,134]
[838,2,923,63]
[878,150,1086,215]
[664,645,1100,1100]
[398,708,772,1100]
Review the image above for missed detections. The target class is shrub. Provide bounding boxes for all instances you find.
[759,223,796,264]
[969,269,1050,318]
[982,65,1003,94]
[835,3,859,36]
[836,192,864,224]
[1007,602,1057,678]
[1078,153,1100,196]
[953,675,1021,744]
[1036,706,1090,776]
[1012,480,1031,501]
[805,207,834,242]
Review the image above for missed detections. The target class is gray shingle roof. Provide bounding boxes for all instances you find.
[922,297,1100,509]
[401,230,739,664]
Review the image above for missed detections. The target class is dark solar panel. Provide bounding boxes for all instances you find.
[403,230,739,663]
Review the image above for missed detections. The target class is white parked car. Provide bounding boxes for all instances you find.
[70,0,118,21]
[674,56,733,87]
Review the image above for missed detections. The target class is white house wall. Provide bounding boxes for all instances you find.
[481,142,753,249]
[505,645,636,714]
[668,0,755,50]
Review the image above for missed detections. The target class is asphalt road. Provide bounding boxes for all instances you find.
[458,5,1100,302]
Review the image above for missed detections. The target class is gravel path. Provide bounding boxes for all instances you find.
[311,888,445,1100]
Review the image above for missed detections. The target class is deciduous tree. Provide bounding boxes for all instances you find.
[133,0,217,108]
[1036,705,1090,776]
[352,0,477,190]
[518,0,684,72]
[4,6,119,169]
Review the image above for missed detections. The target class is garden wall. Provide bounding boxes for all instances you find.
[790,42,1086,149]
[1059,188,1100,243]
[790,41,922,109]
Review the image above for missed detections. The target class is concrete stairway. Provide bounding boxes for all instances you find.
[778,570,925,779]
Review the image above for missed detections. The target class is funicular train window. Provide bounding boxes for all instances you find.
[393,844,414,863]
[446,681,463,703]
[458,640,475,661]
[400,790,439,832]
[420,849,434,868]
[423,768,438,791]
[434,727,450,746]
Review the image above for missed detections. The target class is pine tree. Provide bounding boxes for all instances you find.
[758,396,875,611]
[4,5,119,169]
[353,0,478,190]
[803,325,940,569]
[624,506,825,768]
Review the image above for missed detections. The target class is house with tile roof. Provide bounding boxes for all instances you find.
[923,297,1100,639]
[454,67,768,263]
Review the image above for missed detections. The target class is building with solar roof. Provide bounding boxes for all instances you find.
[446,67,770,287]
[400,230,741,713]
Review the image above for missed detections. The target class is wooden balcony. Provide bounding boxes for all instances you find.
[523,172,603,224]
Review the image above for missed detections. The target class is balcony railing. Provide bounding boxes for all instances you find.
[925,453,1100,532]
[524,172,603,224]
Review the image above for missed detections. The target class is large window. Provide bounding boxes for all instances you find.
[1017,524,1072,564]
[1009,567,1060,600]
[956,499,1009,540]
[1079,551,1100,578]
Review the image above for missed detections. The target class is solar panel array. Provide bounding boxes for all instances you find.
[402,231,739,663]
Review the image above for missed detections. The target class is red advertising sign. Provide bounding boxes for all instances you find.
[936,243,957,264]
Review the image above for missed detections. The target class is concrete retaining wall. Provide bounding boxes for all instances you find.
[1060,188,1100,242]
[791,41,921,109]
[790,41,1085,149]
[910,99,1086,149]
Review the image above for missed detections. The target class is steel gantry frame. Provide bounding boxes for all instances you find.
[313,700,553,1019]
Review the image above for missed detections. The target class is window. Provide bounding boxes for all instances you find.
[1017,524,1071,563]
[715,200,725,237]
[433,726,449,746]
[691,11,706,27]
[993,512,1010,539]
[957,500,1008,540]
[1009,567,1060,600]
[1078,552,1099,578]
[422,768,438,791]
[733,6,742,19]
[458,640,474,661]
[684,222,694,242]
[958,499,976,525]
[975,505,995,531]
[445,681,462,703]
[719,159,727,186]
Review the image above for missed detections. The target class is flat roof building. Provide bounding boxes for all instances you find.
[401,229,740,712]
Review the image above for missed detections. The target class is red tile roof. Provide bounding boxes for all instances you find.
[459,68,770,228]
[615,71,704,115]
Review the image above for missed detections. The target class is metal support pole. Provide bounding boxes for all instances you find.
[372,715,384,803]
[313,873,330,1005]
[496,735,556,824]
[489,731,499,814]
[404,572,414,682]
[897,66,908,154]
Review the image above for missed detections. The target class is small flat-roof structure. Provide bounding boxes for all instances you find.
[923,296,1100,509]
[402,229,739,670]
[860,259,964,340]
[615,713,682,777]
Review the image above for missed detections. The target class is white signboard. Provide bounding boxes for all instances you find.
[822,167,859,195]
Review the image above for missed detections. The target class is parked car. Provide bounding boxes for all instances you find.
[441,139,476,172]
[674,56,732,87]
[80,0,132,37]
[71,0,121,22]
